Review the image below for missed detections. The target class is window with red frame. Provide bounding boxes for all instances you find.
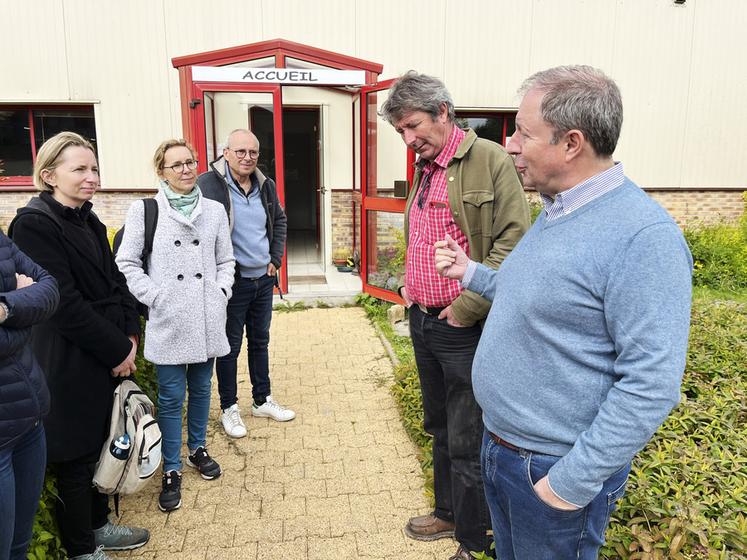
[0,106,97,186]
[455,111,516,147]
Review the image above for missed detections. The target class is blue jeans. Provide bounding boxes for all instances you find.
[409,305,489,554]
[0,424,46,560]
[157,359,214,472]
[481,431,630,560]
[216,274,274,409]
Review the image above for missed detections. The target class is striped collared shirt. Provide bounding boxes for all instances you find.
[541,163,625,220]
[405,125,469,307]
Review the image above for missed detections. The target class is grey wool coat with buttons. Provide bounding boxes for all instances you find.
[116,189,235,365]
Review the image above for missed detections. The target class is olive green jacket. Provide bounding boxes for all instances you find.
[404,128,530,327]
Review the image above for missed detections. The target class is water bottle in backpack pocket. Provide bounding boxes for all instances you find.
[109,433,131,460]
[94,379,162,496]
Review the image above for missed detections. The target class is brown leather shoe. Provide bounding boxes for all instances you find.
[448,544,472,560]
[404,514,456,541]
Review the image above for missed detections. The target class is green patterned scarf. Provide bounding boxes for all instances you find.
[162,181,199,218]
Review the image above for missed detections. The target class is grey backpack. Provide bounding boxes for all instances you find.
[93,379,162,495]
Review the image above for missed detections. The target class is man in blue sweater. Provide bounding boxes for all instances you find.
[434,66,693,559]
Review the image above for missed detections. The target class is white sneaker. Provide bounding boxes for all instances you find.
[251,396,296,422]
[220,404,247,438]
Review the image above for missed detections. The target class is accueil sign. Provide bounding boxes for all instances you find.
[192,66,366,85]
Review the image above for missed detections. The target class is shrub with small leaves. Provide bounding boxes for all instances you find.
[26,472,64,560]
[683,207,747,292]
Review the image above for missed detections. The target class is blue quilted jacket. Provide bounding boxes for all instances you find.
[0,231,59,450]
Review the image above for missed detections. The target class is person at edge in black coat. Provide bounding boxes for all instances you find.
[9,132,150,560]
[0,230,59,560]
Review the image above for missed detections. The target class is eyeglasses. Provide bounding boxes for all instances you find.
[163,159,198,173]
[229,149,260,160]
[416,171,433,209]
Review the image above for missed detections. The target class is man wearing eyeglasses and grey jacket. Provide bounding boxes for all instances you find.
[197,128,293,440]
[380,71,529,560]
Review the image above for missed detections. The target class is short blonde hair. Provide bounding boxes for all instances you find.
[153,139,195,176]
[33,131,95,192]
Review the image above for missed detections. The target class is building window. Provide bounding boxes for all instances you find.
[0,106,97,187]
[456,111,516,147]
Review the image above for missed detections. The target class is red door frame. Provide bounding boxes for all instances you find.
[173,39,387,298]
[359,79,415,304]
[190,81,288,292]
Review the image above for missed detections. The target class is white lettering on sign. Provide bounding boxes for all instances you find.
[192,66,366,85]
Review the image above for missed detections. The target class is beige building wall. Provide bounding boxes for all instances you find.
[1,0,745,197]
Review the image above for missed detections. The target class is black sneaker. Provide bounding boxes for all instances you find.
[187,446,222,480]
[158,470,182,512]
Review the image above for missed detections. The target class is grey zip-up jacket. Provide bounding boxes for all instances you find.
[197,158,287,270]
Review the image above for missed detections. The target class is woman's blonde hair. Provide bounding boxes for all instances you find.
[33,131,95,192]
[153,139,195,176]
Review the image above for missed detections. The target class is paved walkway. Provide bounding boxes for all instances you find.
[114,308,455,559]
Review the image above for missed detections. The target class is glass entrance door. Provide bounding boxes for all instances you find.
[359,80,414,303]
[191,82,288,292]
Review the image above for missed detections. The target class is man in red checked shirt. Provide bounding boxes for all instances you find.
[379,71,529,560]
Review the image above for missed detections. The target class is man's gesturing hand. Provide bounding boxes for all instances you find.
[434,234,469,281]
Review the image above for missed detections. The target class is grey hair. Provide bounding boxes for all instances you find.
[224,128,259,148]
[519,65,622,157]
[379,71,455,124]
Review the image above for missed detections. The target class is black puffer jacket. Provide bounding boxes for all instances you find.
[0,231,59,450]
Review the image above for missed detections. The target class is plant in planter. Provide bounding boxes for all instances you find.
[332,247,352,266]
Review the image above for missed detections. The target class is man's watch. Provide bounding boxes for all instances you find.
[0,301,10,325]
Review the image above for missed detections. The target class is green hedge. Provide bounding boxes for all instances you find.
[601,297,746,559]
[685,224,747,292]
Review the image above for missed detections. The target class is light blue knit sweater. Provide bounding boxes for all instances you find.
[467,179,692,506]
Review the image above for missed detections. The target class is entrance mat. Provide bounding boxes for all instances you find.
[288,275,327,285]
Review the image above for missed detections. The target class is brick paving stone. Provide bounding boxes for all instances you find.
[112,308,455,560]
[162,504,215,531]
[285,477,326,498]
[328,511,377,537]
[194,483,242,508]
[263,463,305,484]
[307,534,358,559]
[356,528,410,557]
[234,518,284,545]
[306,495,351,518]
[283,516,332,540]
[262,496,307,519]
[183,523,236,549]
[154,550,202,560]
[214,501,260,523]
[304,460,344,481]
[205,544,258,559]
[256,537,308,559]
[325,475,369,497]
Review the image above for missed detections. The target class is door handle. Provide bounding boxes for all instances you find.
[316,186,327,194]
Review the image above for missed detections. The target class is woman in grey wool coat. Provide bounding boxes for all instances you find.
[116,139,235,513]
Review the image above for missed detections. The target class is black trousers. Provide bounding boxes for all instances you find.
[52,452,110,557]
[409,305,489,554]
